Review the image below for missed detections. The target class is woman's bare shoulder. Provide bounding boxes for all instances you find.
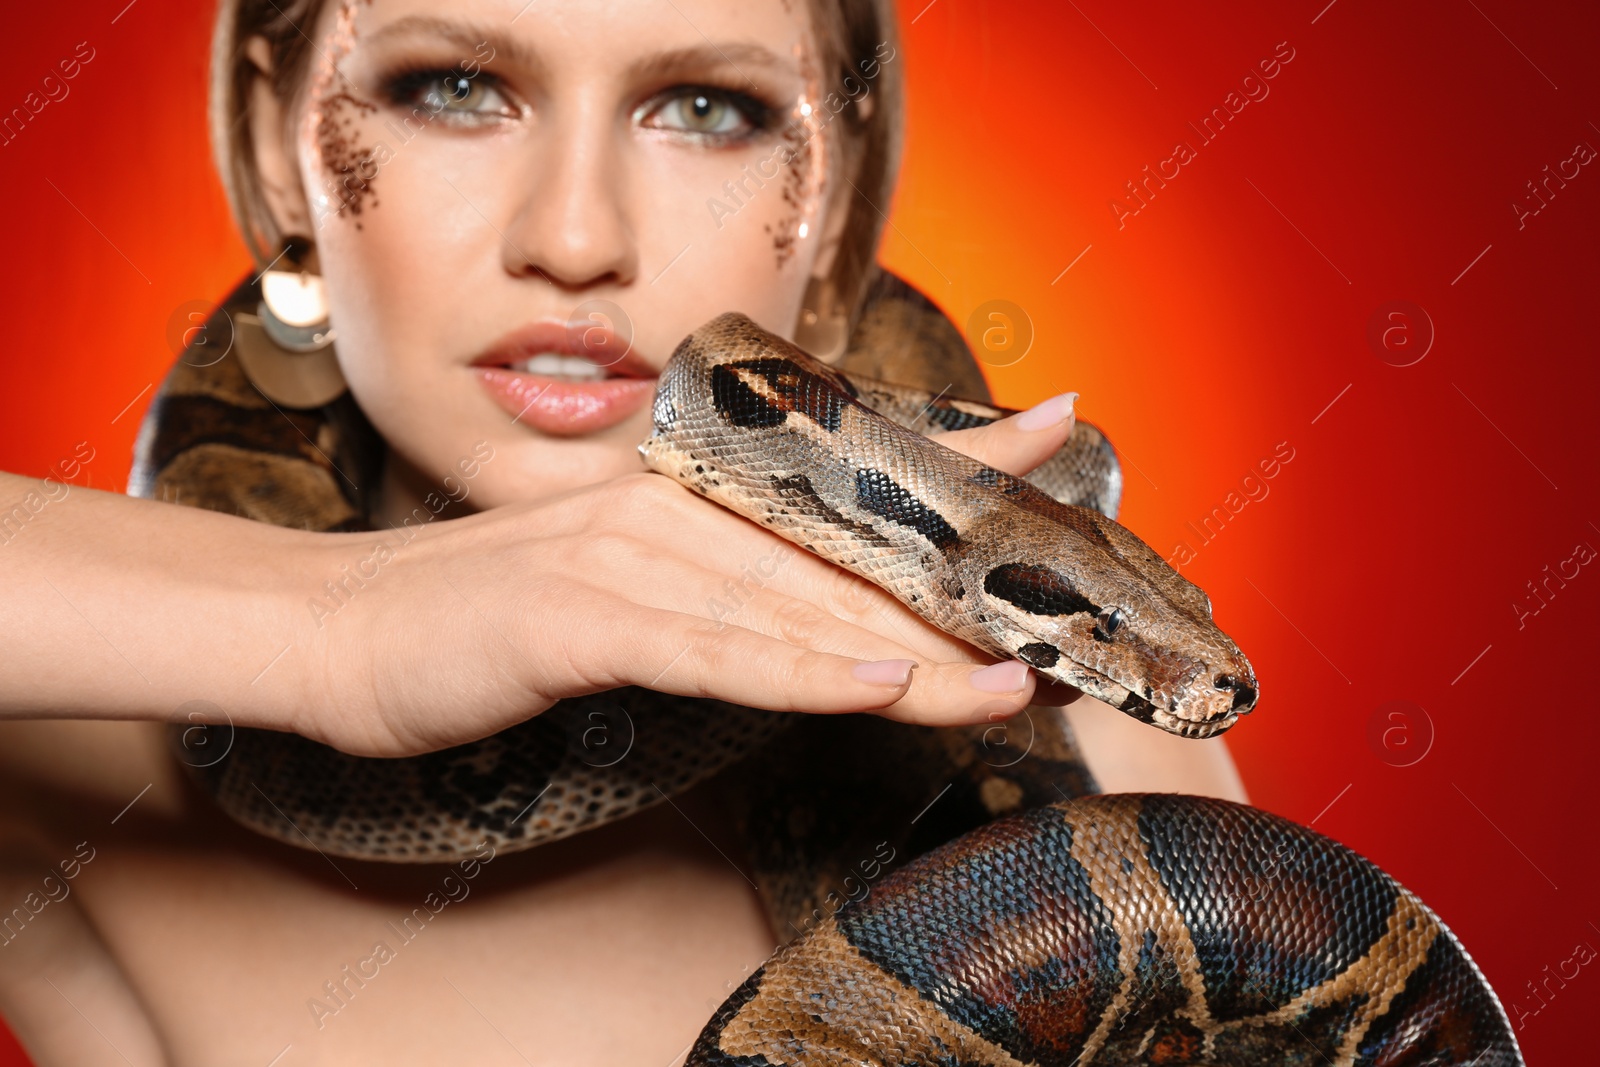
[0,723,774,1067]
[0,721,178,1066]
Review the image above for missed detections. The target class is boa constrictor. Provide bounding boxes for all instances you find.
[131,269,1522,1065]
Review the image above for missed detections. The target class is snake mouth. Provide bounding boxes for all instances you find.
[1050,659,1243,739]
[1213,673,1258,714]
[1156,712,1240,739]
[1136,695,1241,739]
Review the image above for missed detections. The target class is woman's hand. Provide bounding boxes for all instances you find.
[305,392,1085,756]
[0,394,1081,759]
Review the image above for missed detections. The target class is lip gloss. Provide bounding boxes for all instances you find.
[470,318,658,436]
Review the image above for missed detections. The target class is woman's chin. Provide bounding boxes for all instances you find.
[469,433,656,508]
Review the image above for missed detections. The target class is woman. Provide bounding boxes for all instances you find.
[0,0,1244,1062]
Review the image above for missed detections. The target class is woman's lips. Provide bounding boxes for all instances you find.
[472,318,658,437]
[478,367,655,436]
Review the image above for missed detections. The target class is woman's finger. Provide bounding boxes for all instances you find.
[575,518,1053,722]
[593,479,1003,663]
[545,594,1036,726]
[930,391,1077,476]
[540,526,975,666]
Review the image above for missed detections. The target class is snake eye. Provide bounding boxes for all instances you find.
[1093,607,1124,642]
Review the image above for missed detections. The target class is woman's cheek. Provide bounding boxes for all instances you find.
[649,142,825,335]
[310,128,491,396]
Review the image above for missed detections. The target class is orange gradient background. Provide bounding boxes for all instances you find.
[2,0,1597,1060]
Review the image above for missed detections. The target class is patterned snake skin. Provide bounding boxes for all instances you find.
[131,269,1522,1064]
[691,796,1521,1066]
[642,314,1257,739]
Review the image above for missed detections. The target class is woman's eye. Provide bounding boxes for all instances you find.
[644,88,766,138]
[385,69,513,121]
[431,75,483,109]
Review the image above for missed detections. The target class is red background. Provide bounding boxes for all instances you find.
[2,0,1595,1060]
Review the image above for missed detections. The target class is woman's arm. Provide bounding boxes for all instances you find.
[0,471,321,729]
[1065,697,1249,802]
[1,470,1026,751]
[0,399,1245,803]
[0,405,1070,758]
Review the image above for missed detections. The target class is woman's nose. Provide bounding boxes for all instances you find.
[500,106,637,289]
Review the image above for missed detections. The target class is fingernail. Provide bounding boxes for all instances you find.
[968,660,1031,693]
[1014,392,1077,431]
[852,658,917,687]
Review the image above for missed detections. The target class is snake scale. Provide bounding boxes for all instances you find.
[131,268,1523,1064]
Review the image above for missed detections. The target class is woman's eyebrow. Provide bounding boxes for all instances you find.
[626,42,797,89]
[359,16,546,76]
[356,19,796,92]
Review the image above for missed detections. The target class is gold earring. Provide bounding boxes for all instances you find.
[794,276,849,363]
[235,237,349,408]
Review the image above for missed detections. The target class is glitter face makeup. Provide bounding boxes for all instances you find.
[768,42,828,267]
[304,0,382,226]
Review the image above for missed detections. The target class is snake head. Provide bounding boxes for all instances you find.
[963,478,1258,739]
[644,312,1258,739]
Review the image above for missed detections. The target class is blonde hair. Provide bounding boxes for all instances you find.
[209,0,903,325]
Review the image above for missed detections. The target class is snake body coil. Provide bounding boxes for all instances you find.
[690,796,1520,1066]
[132,270,1523,1065]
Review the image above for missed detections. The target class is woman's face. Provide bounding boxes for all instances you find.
[270,0,845,508]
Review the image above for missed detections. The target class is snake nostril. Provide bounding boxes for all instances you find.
[1214,674,1258,713]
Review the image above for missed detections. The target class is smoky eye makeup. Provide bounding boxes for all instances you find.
[370,61,522,125]
[343,22,800,146]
